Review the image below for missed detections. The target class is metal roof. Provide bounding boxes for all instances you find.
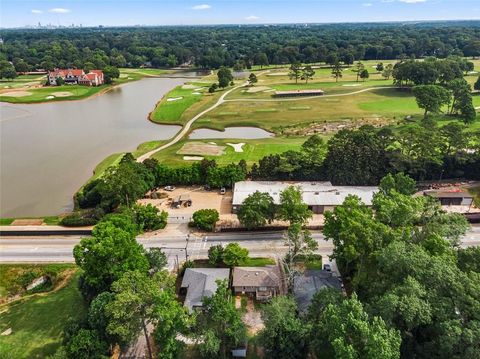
[232,181,378,206]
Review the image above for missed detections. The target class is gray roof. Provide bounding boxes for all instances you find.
[293,270,342,312]
[232,266,281,288]
[232,181,378,207]
[181,268,230,312]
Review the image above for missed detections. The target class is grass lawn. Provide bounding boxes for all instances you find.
[0,272,86,359]
[238,257,276,267]
[152,137,305,167]
[0,84,107,103]
[0,216,61,226]
[149,82,214,125]
[0,264,75,299]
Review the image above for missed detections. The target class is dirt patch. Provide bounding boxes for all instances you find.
[1,91,32,97]
[51,91,73,97]
[182,84,197,89]
[177,142,226,156]
[242,298,264,335]
[183,156,204,161]
[246,86,272,93]
[11,219,44,226]
[267,72,288,76]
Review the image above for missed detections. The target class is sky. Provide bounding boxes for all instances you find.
[1,0,479,28]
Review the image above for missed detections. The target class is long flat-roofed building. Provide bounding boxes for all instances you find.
[232,181,378,214]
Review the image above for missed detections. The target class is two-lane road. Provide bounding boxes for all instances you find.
[1,225,479,268]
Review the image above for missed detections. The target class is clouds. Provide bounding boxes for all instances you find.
[31,9,43,14]
[191,4,211,10]
[245,15,260,21]
[48,8,71,14]
[363,3,373,6]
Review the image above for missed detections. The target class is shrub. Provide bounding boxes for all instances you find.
[222,243,249,266]
[132,204,168,231]
[208,245,224,266]
[60,208,104,227]
[192,209,219,231]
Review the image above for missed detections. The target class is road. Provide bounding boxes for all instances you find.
[1,225,479,270]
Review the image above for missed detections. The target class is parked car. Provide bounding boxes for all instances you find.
[323,264,331,272]
[220,187,226,195]
[164,185,176,191]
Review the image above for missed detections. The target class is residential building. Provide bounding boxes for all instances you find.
[232,265,283,301]
[180,268,230,312]
[48,68,104,86]
[232,181,378,214]
[293,269,342,313]
[423,190,474,207]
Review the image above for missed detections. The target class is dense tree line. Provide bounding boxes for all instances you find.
[253,173,480,359]
[1,22,480,71]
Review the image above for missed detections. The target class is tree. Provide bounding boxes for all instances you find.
[14,59,29,73]
[55,76,65,86]
[277,186,312,226]
[106,270,183,359]
[254,52,269,68]
[360,68,369,81]
[288,62,302,84]
[474,76,480,91]
[457,246,480,273]
[217,66,233,88]
[73,220,149,296]
[412,85,451,119]
[353,61,365,82]
[195,280,246,359]
[237,191,276,229]
[64,328,109,359]
[259,296,308,359]
[379,172,416,196]
[222,243,249,266]
[192,209,219,231]
[208,83,218,93]
[283,223,318,290]
[376,62,384,72]
[309,294,401,359]
[301,65,315,84]
[331,60,343,82]
[103,66,120,84]
[382,63,394,80]
[248,73,257,85]
[208,244,224,266]
[0,61,17,81]
[132,204,168,231]
[88,291,116,344]
[145,248,168,275]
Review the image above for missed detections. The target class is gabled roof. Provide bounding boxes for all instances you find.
[181,268,230,312]
[293,270,342,312]
[232,266,281,288]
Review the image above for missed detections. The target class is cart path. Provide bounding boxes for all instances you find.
[138,74,397,161]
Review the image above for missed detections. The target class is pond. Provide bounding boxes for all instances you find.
[0,78,188,217]
[189,127,273,139]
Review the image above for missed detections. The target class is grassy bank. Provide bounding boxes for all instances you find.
[0,216,61,226]
[0,272,86,359]
[151,137,306,167]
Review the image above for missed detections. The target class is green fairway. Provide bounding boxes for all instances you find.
[149,82,212,125]
[0,84,107,103]
[152,137,306,167]
[0,272,86,359]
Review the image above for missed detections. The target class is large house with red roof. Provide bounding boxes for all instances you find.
[48,69,104,86]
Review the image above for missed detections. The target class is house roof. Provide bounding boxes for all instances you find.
[181,268,230,312]
[293,270,342,312]
[232,181,378,207]
[424,190,473,199]
[232,266,281,288]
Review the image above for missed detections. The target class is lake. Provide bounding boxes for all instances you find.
[0,78,187,217]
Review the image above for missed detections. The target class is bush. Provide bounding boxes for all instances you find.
[222,243,249,266]
[132,203,168,231]
[60,208,104,227]
[208,245,224,266]
[192,209,219,232]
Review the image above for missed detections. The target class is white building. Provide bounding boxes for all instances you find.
[232,181,378,214]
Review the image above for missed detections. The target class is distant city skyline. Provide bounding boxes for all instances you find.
[1,0,480,29]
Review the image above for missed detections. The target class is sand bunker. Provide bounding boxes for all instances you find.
[182,84,197,89]
[167,97,183,102]
[183,156,204,161]
[192,92,202,95]
[46,96,55,99]
[178,142,226,156]
[1,91,32,97]
[52,91,73,97]
[227,143,245,152]
[267,72,288,76]
[246,86,272,93]
[342,84,361,87]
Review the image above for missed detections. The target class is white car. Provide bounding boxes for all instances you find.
[164,186,176,191]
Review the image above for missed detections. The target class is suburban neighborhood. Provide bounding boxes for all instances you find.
[1,2,480,359]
